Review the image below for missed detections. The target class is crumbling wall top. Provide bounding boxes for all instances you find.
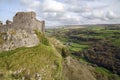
[6,20,12,25]
[13,11,36,23]
[0,12,45,33]
[0,21,3,26]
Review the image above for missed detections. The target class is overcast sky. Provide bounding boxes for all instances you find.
[0,0,120,26]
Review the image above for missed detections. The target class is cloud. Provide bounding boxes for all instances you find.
[42,0,65,12]
[82,10,120,21]
[19,0,120,26]
[106,11,120,19]
[66,4,92,13]
[20,0,41,9]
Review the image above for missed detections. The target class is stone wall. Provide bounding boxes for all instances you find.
[13,12,44,32]
[0,12,45,51]
[0,21,2,26]
[0,11,44,33]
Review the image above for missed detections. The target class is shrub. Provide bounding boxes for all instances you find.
[61,48,69,57]
[35,30,49,46]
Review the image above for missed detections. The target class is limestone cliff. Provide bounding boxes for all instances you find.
[0,12,45,51]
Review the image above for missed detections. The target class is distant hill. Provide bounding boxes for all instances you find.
[47,24,120,29]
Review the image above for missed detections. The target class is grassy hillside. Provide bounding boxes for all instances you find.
[0,32,62,80]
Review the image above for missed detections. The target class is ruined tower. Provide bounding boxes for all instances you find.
[0,12,45,33]
[0,12,45,51]
[13,12,45,32]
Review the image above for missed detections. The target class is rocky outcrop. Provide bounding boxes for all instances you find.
[0,12,45,51]
[0,29,39,51]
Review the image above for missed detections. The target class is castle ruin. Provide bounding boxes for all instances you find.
[0,12,45,33]
[0,12,45,51]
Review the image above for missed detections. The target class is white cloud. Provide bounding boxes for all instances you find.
[106,11,119,19]
[42,0,65,12]
[67,4,92,13]
[19,0,120,26]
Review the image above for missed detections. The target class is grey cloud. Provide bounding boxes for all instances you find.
[106,11,120,19]
[19,0,120,26]
[81,10,120,22]
[66,5,92,13]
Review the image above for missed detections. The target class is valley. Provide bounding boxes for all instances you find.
[46,24,120,80]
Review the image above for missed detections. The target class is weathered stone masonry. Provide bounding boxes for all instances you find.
[0,12,45,51]
[0,11,45,33]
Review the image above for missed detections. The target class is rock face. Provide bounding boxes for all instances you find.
[0,12,45,51]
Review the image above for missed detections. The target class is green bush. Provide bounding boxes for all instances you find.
[61,48,69,57]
